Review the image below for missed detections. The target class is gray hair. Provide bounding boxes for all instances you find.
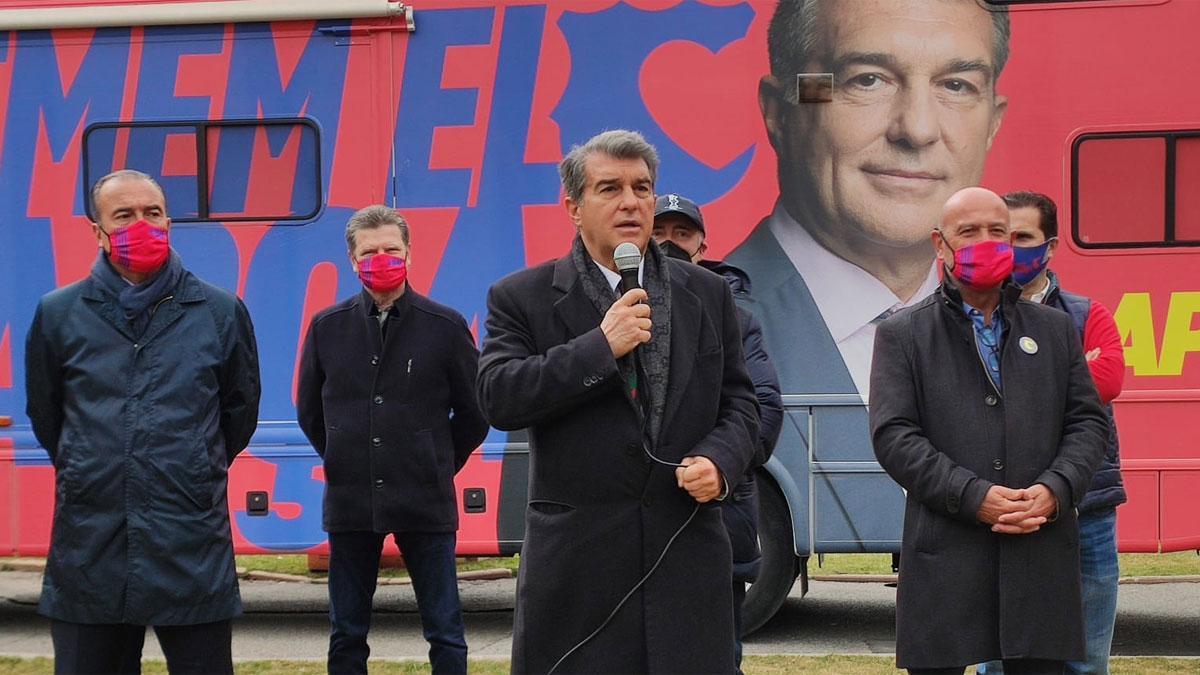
[559,129,659,203]
[345,204,410,252]
[768,0,1010,103]
[90,169,167,218]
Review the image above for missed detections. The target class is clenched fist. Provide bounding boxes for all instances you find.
[602,288,652,358]
[675,456,723,503]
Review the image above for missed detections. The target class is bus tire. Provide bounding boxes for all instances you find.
[741,471,801,636]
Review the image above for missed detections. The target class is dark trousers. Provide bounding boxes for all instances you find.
[909,660,1065,675]
[327,531,466,674]
[50,618,233,674]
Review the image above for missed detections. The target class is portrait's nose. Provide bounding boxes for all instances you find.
[886,85,940,150]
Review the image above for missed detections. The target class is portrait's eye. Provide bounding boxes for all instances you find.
[940,77,984,98]
[847,73,882,89]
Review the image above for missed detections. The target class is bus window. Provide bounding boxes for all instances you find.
[1073,131,1200,249]
[1175,136,1200,241]
[85,124,202,220]
[205,121,321,222]
[83,118,321,223]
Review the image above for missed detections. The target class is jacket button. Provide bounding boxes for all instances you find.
[993,459,1004,471]
[373,395,383,405]
[371,437,382,447]
[984,394,998,406]
[374,479,384,488]
[371,355,379,365]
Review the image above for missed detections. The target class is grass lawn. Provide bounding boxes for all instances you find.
[6,551,1197,579]
[234,554,521,579]
[1,656,1196,674]
[809,552,1200,578]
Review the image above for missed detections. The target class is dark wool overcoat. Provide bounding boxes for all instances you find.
[297,288,489,534]
[25,270,261,625]
[477,255,759,674]
[870,282,1109,669]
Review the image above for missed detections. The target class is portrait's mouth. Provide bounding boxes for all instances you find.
[861,166,945,196]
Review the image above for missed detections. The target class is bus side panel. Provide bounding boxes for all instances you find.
[4,0,1200,558]
[983,2,1200,552]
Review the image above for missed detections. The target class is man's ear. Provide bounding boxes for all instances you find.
[931,230,950,268]
[564,195,583,228]
[985,94,1008,151]
[1045,236,1059,262]
[92,222,106,251]
[696,240,709,261]
[163,217,172,232]
[759,76,789,154]
[348,250,359,274]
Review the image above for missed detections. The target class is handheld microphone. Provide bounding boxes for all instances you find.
[613,242,642,294]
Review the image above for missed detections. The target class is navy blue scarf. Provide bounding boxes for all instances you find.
[90,249,184,338]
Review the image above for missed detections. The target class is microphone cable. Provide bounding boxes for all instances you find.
[547,354,703,673]
[546,254,709,673]
[630,348,684,469]
[545,501,700,675]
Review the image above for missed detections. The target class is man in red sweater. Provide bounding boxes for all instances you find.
[977,191,1126,675]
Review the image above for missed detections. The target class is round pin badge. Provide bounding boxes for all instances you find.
[1019,336,1038,354]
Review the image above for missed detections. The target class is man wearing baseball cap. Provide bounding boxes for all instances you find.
[653,193,783,670]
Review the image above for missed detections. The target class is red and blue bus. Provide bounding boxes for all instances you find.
[0,0,1197,632]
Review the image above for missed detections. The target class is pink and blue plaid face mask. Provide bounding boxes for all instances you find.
[356,253,408,293]
[942,236,1014,292]
[105,219,170,274]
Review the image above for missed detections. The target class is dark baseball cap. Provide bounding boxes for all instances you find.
[654,194,705,235]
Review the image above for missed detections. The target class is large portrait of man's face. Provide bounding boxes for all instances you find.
[761,0,1008,259]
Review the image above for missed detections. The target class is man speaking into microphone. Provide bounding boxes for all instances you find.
[477,129,759,673]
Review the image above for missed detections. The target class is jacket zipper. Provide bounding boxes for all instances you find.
[150,294,174,320]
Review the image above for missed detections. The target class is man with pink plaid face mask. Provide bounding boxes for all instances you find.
[296,205,489,674]
[25,169,261,673]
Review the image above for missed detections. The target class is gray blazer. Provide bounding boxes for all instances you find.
[725,220,856,395]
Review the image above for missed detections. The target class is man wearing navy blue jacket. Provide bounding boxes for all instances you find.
[654,193,784,671]
[297,205,489,674]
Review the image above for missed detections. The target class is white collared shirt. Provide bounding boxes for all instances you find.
[766,202,940,398]
[1028,276,1052,304]
[595,258,645,293]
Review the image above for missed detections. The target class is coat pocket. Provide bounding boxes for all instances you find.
[528,499,576,516]
[54,428,79,504]
[185,436,217,510]
[377,429,441,488]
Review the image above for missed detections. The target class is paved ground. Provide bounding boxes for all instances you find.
[1,571,1197,661]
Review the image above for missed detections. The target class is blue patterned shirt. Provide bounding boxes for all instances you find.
[963,301,1004,391]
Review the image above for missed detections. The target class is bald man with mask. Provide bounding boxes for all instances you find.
[869,188,1107,674]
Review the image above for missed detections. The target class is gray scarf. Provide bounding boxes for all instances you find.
[569,235,672,445]
[90,249,184,339]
